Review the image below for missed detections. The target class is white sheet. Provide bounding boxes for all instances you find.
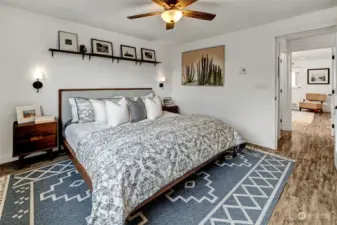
[65,111,179,150]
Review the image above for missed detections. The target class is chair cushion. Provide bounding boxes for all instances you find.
[299,102,322,110]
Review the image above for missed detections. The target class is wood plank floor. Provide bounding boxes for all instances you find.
[252,112,337,225]
[0,113,335,224]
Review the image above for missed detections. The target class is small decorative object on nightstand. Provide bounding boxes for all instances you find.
[163,105,179,114]
[13,120,58,167]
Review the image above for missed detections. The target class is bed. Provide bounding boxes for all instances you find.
[58,88,246,225]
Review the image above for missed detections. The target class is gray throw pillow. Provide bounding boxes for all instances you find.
[75,97,95,123]
[127,98,147,123]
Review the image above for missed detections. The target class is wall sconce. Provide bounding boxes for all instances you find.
[159,77,166,88]
[33,79,43,93]
[33,69,44,93]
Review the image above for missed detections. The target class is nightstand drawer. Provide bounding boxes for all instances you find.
[15,123,57,140]
[163,105,179,114]
[32,135,57,149]
[13,121,58,158]
[14,135,57,156]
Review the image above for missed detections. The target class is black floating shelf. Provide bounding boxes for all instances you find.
[49,49,161,66]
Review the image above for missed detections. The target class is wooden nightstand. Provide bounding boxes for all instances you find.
[163,105,179,114]
[13,121,58,166]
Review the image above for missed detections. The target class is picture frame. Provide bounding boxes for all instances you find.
[182,45,225,86]
[141,48,156,62]
[91,39,113,56]
[16,105,41,124]
[58,31,78,52]
[121,45,137,60]
[307,68,330,85]
[163,97,174,106]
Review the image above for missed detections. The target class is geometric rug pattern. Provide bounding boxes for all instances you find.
[0,148,294,225]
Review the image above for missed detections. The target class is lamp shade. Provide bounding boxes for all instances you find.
[161,10,183,23]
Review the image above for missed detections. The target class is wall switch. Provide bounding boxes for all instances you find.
[255,82,268,90]
[240,67,247,75]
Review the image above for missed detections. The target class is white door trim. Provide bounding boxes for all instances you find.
[275,26,337,149]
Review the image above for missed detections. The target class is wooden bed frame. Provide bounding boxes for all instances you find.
[58,88,246,214]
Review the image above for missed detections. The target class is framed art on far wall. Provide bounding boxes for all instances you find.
[307,68,330,85]
[121,45,137,60]
[58,31,78,52]
[182,45,225,86]
[16,105,41,124]
[91,39,113,56]
[141,48,156,62]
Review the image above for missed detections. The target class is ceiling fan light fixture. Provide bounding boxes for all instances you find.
[161,9,183,23]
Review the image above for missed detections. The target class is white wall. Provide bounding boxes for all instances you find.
[292,59,332,112]
[0,5,173,164]
[172,6,337,149]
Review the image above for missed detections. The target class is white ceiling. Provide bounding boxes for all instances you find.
[1,0,337,43]
[292,48,332,60]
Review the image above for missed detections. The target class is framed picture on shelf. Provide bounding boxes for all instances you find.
[307,68,330,85]
[58,31,78,52]
[141,48,156,62]
[16,105,41,124]
[121,45,137,60]
[91,39,113,56]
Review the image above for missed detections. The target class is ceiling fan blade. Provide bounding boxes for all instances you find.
[127,11,162,19]
[175,0,198,9]
[181,10,216,21]
[152,0,170,9]
[166,23,175,30]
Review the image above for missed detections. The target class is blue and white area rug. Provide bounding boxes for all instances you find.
[0,148,294,225]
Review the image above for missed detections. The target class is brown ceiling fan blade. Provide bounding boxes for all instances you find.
[127,12,162,19]
[181,10,216,21]
[152,0,170,9]
[166,23,175,30]
[175,0,198,9]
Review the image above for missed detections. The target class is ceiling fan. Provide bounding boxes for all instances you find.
[127,0,216,30]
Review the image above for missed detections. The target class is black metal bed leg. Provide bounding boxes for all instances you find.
[239,143,246,152]
[233,143,246,158]
[232,148,238,158]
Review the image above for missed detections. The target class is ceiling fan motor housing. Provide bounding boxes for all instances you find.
[127,0,216,30]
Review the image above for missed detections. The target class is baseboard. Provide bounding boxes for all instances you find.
[246,143,276,152]
[243,135,276,151]
[0,156,18,165]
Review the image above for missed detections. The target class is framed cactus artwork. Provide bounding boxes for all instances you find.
[182,46,224,86]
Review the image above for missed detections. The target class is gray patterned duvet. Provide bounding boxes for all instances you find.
[72,115,244,225]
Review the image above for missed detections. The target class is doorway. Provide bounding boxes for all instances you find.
[291,48,333,128]
[276,28,336,139]
[276,27,337,169]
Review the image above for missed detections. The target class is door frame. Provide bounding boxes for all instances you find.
[275,26,337,148]
[331,46,336,136]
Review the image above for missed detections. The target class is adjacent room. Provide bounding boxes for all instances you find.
[0,1,337,225]
[292,48,332,126]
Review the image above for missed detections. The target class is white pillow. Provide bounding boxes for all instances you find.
[144,96,163,120]
[105,98,129,127]
[90,99,107,124]
[132,92,154,101]
[69,98,78,123]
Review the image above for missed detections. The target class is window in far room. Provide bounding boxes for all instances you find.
[292,68,300,88]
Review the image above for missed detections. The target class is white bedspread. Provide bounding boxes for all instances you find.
[64,111,178,150]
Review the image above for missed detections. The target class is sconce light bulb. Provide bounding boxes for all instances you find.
[160,77,166,83]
